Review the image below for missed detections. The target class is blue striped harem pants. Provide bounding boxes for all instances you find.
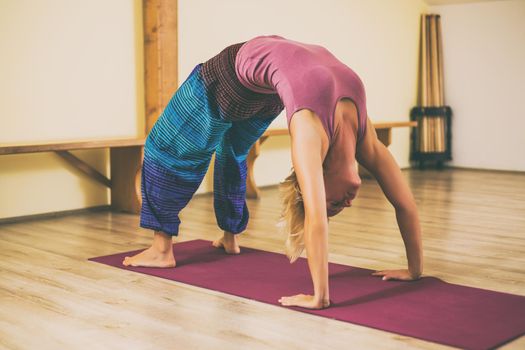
[140,64,278,236]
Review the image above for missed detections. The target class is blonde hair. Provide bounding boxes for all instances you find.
[278,170,305,263]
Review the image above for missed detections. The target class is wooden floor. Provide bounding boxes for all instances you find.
[1,168,524,349]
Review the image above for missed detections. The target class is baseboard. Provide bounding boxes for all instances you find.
[0,205,111,225]
[445,165,524,174]
[409,165,524,174]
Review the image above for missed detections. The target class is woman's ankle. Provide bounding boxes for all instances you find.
[153,231,174,253]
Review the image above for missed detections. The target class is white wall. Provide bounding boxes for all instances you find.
[0,0,144,219]
[430,0,525,171]
[179,0,429,194]
[0,0,429,219]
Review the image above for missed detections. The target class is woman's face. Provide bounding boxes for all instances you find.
[326,196,353,216]
[324,163,362,217]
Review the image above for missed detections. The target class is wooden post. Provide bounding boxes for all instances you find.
[143,0,179,133]
[108,0,179,213]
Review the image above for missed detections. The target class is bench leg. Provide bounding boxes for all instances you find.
[110,146,143,213]
[246,141,261,199]
[376,128,392,147]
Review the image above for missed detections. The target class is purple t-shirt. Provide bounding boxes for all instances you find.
[235,35,367,143]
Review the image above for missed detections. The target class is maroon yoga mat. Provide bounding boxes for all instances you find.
[89,239,525,350]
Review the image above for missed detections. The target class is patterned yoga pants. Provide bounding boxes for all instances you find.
[140,64,278,236]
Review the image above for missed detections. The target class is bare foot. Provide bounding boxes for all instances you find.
[123,246,176,268]
[212,231,240,254]
[123,231,176,268]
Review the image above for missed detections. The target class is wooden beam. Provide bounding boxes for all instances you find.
[143,0,178,133]
[55,151,112,188]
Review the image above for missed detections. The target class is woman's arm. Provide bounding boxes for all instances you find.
[278,110,331,309]
[356,118,423,279]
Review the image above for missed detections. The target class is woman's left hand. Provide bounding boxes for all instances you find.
[372,269,421,281]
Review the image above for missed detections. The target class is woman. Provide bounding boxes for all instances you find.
[123,35,423,309]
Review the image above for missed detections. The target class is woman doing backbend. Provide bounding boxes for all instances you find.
[123,35,424,309]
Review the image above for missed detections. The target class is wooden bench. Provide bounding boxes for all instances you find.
[0,138,145,213]
[0,121,416,217]
[246,121,418,198]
